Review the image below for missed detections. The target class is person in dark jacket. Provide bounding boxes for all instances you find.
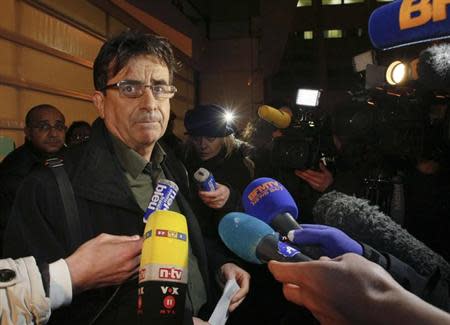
[3,30,249,325]
[182,104,254,238]
[0,104,66,250]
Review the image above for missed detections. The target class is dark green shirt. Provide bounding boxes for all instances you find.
[111,135,207,316]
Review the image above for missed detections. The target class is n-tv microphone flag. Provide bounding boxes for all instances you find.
[369,0,450,50]
[138,210,188,324]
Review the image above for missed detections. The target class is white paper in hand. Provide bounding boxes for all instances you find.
[208,278,240,325]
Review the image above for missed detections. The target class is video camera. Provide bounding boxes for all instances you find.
[259,89,335,170]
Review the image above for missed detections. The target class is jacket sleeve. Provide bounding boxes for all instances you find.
[362,243,450,311]
[0,256,51,324]
[2,169,70,262]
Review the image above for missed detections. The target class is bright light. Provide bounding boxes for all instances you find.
[224,111,235,123]
[296,89,321,107]
[386,61,407,85]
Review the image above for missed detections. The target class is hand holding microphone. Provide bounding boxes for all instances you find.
[194,168,230,209]
[287,224,363,258]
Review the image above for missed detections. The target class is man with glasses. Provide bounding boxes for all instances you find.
[4,30,249,325]
[0,104,66,250]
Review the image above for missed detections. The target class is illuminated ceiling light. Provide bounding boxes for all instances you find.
[386,60,407,85]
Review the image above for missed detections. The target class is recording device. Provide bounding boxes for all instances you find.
[242,178,300,236]
[313,191,450,281]
[143,179,178,223]
[218,212,311,264]
[193,168,218,191]
[138,210,188,324]
[259,89,332,170]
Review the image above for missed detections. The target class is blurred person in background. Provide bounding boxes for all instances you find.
[0,104,66,250]
[65,121,91,147]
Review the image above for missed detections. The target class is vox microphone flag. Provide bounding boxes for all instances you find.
[369,0,450,50]
[138,210,188,324]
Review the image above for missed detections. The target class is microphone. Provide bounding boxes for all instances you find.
[138,210,188,324]
[193,168,218,191]
[417,43,450,90]
[218,212,311,264]
[313,191,450,281]
[258,105,292,129]
[368,0,450,50]
[242,178,300,237]
[143,179,179,223]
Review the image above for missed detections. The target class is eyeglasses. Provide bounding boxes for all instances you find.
[30,123,67,133]
[102,80,177,100]
[192,136,217,143]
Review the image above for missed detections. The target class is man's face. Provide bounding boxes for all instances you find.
[94,55,171,154]
[25,108,66,154]
[192,136,223,161]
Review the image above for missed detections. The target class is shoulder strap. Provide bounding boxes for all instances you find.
[45,158,82,252]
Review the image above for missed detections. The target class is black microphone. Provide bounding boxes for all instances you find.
[418,43,450,90]
[313,191,450,281]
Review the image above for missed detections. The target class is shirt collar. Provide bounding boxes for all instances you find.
[110,134,166,179]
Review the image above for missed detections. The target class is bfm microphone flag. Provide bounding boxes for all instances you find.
[369,0,450,49]
[138,210,188,324]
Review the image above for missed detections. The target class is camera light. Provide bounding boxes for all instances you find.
[296,89,321,107]
[224,111,235,123]
[386,61,407,85]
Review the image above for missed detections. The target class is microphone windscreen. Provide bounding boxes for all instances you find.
[368,0,450,50]
[418,43,450,90]
[242,178,298,224]
[313,191,450,280]
[138,210,188,322]
[218,212,275,264]
[258,105,291,129]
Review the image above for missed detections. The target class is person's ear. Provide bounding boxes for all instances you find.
[92,91,105,118]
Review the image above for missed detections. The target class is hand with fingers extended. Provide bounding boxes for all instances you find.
[218,263,251,312]
[65,233,143,294]
[198,182,230,209]
[295,162,333,192]
[287,224,362,258]
[268,254,450,325]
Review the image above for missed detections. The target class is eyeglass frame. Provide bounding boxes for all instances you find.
[29,122,67,133]
[101,79,177,100]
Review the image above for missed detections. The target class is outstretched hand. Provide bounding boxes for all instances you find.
[66,233,143,294]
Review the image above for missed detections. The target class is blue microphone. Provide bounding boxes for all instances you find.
[242,178,300,237]
[218,212,311,264]
[369,0,450,50]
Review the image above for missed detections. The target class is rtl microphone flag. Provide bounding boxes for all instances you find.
[242,178,299,236]
[138,210,188,324]
[143,179,178,223]
[369,0,450,50]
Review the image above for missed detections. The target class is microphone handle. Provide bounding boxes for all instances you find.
[256,235,312,263]
[271,212,301,236]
